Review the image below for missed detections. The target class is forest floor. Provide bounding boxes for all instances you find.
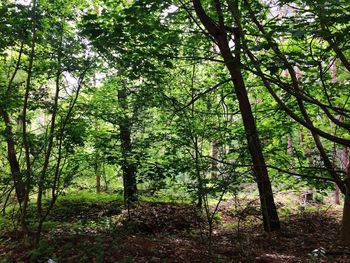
[0,192,349,262]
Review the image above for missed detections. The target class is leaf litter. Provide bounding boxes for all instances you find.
[0,200,349,262]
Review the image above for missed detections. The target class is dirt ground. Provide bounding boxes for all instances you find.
[0,200,349,262]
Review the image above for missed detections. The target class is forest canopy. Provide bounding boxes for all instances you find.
[0,0,350,261]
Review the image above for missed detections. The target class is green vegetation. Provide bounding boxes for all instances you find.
[0,0,350,261]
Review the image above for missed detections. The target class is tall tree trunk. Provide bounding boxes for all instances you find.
[193,0,280,231]
[332,145,341,205]
[118,87,137,204]
[287,137,293,155]
[102,163,108,191]
[193,136,203,208]
[93,74,101,194]
[342,159,350,246]
[0,42,25,204]
[331,61,341,204]
[335,184,341,205]
[0,110,26,204]
[211,140,219,179]
[95,118,101,194]
[95,153,101,194]
[20,0,37,235]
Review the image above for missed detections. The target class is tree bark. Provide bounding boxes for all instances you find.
[192,0,280,231]
[211,140,219,179]
[96,163,101,193]
[194,136,203,208]
[0,110,26,203]
[118,87,137,204]
[95,117,101,193]
[332,144,341,205]
[342,159,350,246]
[335,185,341,205]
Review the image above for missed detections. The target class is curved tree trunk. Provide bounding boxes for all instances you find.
[192,0,280,231]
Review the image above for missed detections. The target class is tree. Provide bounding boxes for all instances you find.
[0,0,93,241]
[80,0,181,203]
[231,0,350,243]
[190,0,280,231]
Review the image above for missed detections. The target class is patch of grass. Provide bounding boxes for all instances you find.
[300,204,333,214]
[54,191,123,205]
[41,192,124,223]
[213,211,223,223]
[278,207,292,219]
[41,220,82,231]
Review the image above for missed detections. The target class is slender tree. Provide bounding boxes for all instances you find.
[191,0,280,231]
